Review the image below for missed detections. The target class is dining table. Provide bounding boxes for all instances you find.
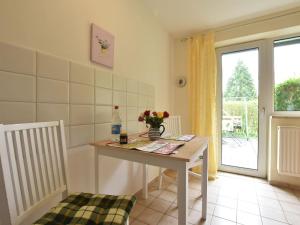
[91,134,209,225]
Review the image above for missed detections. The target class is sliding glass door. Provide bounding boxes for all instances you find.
[217,41,268,177]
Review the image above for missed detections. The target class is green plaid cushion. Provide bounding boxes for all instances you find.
[33,192,136,225]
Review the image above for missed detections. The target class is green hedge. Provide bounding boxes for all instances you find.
[223,100,258,138]
[275,78,300,111]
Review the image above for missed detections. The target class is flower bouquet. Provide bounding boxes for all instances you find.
[138,110,169,140]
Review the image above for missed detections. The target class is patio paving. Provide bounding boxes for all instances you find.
[222,137,258,169]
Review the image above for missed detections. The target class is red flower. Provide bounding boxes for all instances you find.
[138,116,144,122]
[152,111,157,116]
[163,111,169,118]
[144,110,150,116]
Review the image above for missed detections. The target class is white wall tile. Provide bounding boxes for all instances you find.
[0,71,36,102]
[68,145,94,193]
[0,42,36,75]
[113,91,126,106]
[139,82,148,95]
[113,75,126,91]
[70,62,94,85]
[95,123,111,141]
[70,83,94,105]
[127,107,138,121]
[138,95,148,108]
[95,69,112,89]
[95,106,112,124]
[126,79,138,93]
[119,106,127,122]
[127,93,138,107]
[64,126,70,148]
[37,52,69,81]
[70,125,94,147]
[37,103,69,125]
[37,78,69,103]
[0,102,36,124]
[95,87,112,105]
[127,121,139,134]
[70,105,94,125]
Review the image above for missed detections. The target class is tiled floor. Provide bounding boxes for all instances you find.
[130,170,300,225]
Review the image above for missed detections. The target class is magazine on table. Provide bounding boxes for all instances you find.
[161,134,195,142]
[136,140,185,154]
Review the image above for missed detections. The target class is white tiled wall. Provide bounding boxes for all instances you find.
[0,41,155,193]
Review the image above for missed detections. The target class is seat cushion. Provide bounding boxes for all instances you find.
[33,192,136,225]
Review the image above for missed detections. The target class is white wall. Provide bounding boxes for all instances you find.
[0,0,172,224]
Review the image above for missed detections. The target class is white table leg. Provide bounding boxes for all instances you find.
[201,147,208,219]
[94,149,99,193]
[143,164,148,199]
[177,163,188,225]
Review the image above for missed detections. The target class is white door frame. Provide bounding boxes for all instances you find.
[216,40,269,178]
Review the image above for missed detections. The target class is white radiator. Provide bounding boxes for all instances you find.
[277,126,300,177]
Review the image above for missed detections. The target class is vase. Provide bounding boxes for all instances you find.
[148,125,165,141]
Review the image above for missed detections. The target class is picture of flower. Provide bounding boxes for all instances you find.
[96,36,110,53]
[91,23,115,68]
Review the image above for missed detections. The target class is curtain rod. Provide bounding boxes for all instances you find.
[180,8,300,42]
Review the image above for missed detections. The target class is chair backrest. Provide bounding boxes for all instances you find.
[164,116,182,136]
[0,121,69,225]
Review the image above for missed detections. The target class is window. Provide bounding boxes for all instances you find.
[274,37,300,111]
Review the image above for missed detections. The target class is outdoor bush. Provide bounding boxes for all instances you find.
[223,99,258,138]
[274,78,300,111]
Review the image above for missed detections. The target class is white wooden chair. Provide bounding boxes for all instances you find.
[158,116,202,189]
[0,121,134,225]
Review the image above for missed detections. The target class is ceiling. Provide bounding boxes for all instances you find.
[142,0,300,37]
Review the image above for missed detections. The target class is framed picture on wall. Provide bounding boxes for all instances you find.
[90,23,115,68]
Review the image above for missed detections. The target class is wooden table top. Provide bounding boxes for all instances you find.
[91,135,208,162]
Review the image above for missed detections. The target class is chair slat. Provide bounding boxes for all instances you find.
[53,127,64,186]
[41,127,55,192]
[35,128,50,195]
[6,131,24,214]
[22,130,37,203]
[0,126,18,223]
[15,131,31,209]
[47,127,59,190]
[29,129,43,200]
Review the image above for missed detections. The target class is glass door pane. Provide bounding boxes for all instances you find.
[221,48,259,170]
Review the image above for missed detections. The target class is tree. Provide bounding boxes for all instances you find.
[275,78,300,111]
[224,61,257,100]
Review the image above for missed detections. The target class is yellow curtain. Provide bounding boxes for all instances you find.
[187,32,218,180]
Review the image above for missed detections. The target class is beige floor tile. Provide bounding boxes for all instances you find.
[137,208,164,225]
[213,205,237,222]
[239,192,258,204]
[131,219,147,225]
[258,197,281,210]
[237,211,263,225]
[158,190,177,202]
[193,200,215,215]
[285,211,300,225]
[238,200,260,215]
[166,202,179,218]
[261,217,289,225]
[217,196,237,209]
[280,201,300,215]
[157,215,178,225]
[131,203,146,218]
[210,216,236,225]
[188,209,207,225]
[260,206,287,223]
[148,198,173,213]
[136,195,156,207]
